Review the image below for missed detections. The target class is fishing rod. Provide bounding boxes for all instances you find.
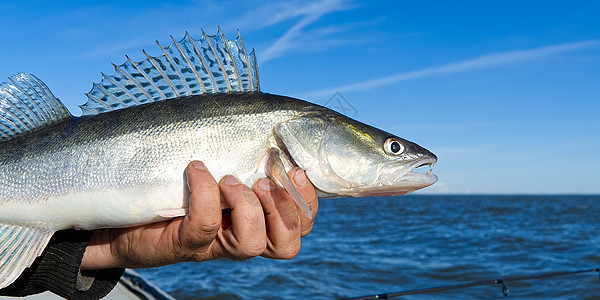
[342,267,600,299]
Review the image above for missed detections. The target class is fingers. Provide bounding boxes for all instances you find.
[193,166,317,261]
[252,167,318,259]
[216,175,267,259]
[181,163,269,261]
[254,177,301,259]
[289,168,319,237]
[159,162,317,264]
[178,161,222,259]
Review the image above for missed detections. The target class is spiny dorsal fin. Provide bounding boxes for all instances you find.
[0,73,71,142]
[80,28,260,116]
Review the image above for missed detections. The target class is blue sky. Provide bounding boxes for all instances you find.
[1,1,599,194]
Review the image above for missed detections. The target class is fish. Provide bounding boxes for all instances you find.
[0,29,437,288]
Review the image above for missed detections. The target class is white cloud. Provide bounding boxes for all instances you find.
[230,0,350,31]
[72,1,354,63]
[300,39,600,98]
[243,0,353,62]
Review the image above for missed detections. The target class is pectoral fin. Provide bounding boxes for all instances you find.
[266,149,313,219]
[0,224,55,289]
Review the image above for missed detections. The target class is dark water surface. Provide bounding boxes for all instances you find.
[138,195,600,299]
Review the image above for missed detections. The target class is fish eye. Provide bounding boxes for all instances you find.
[384,138,404,155]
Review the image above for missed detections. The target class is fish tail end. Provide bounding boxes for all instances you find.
[0,224,55,289]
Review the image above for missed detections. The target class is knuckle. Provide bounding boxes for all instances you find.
[190,182,219,196]
[189,246,217,262]
[184,234,209,249]
[190,252,204,262]
[304,193,318,210]
[175,242,208,263]
[301,225,313,237]
[245,210,263,227]
[184,221,220,247]
[238,239,266,259]
[276,242,301,259]
[182,249,206,263]
[199,221,221,237]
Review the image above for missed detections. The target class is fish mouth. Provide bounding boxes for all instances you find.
[400,157,438,186]
[353,156,438,197]
[391,156,437,184]
[406,157,437,178]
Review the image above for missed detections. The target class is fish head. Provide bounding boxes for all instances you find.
[275,107,437,198]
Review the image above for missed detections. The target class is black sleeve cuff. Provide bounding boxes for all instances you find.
[0,229,125,300]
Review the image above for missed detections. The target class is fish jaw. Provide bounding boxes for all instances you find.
[377,156,438,189]
[353,156,438,197]
[314,156,438,198]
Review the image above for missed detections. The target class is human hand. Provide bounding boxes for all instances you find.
[81,161,318,269]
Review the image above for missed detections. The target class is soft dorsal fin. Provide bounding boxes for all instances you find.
[0,73,71,142]
[80,28,260,116]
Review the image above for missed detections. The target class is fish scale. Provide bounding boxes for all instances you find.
[0,30,437,289]
[1,94,305,227]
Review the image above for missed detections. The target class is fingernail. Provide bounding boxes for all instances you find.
[223,175,241,186]
[191,161,207,170]
[257,178,277,191]
[293,169,308,187]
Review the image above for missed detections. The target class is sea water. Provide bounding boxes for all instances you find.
[138,195,600,299]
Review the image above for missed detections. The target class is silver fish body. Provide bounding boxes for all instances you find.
[0,93,306,230]
[0,92,436,230]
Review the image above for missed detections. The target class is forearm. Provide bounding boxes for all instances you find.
[0,229,124,299]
